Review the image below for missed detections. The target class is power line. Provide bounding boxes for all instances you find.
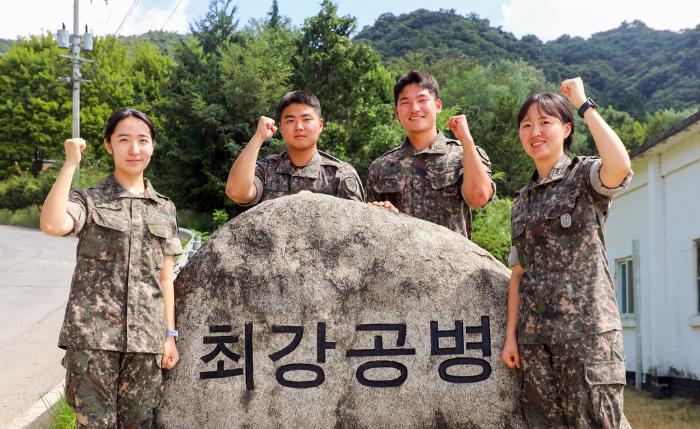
[161,0,185,31]
[114,0,139,35]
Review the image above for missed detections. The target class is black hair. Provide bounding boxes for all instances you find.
[276,90,322,120]
[103,108,156,142]
[517,92,575,152]
[393,70,440,106]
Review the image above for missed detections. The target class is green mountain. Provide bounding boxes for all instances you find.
[119,30,192,56]
[355,9,699,116]
[0,38,14,55]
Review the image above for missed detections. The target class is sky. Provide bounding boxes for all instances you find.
[0,0,697,43]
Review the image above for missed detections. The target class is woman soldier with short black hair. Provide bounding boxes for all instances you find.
[501,78,632,428]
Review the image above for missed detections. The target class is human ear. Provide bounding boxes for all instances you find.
[103,139,113,155]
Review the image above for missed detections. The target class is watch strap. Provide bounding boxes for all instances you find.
[577,97,598,118]
[166,329,179,338]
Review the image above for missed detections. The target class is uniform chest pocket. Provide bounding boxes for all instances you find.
[375,174,404,194]
[544,189,580,230]
[266,175,290,192]
[146,214,171,270]
[429,168,460,190]
[79,204,128,261]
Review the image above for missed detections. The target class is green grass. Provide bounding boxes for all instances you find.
[0,206,41,228]
[625,389,700,429]
[44,394,76,429]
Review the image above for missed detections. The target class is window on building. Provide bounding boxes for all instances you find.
[615,257,635,315]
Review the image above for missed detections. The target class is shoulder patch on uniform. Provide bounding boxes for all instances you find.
[343,176,359,194]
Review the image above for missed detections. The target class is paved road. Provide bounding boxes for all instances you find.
[0,225,76,428]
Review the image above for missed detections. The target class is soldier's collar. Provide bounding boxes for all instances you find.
[102,174,160,202]
[276,150,322,179]
[406,131,448,156]
[530,154,572,187]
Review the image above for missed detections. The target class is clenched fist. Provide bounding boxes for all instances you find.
[560,77,587,109]
[64,138,86,166]
[254,116,277,141]
[446,115,473,142]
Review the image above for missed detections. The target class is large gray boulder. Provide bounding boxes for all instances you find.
[157,193,524,428]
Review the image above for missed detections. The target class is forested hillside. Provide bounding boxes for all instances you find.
[355,9,700,116]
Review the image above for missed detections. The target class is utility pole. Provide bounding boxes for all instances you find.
[57,0,94,185]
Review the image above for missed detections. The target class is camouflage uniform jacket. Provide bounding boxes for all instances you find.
[241,150,364,206]
[366,132,493,238]
[60,175,183,353]
[508,155,632,344]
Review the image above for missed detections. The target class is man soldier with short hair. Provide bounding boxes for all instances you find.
[367,70,495,238]
[226,90,364,206]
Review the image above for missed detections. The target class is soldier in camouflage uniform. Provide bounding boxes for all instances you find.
[367,70,494,239]
[226,90,364,206]
[40,109,182,428]
[500,78,633,428]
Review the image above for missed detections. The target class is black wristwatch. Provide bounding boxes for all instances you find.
[577,97,598,118]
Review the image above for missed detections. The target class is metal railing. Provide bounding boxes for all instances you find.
[174,228,201,277]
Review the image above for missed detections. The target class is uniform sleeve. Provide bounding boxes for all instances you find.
[336,167,365,202]
[237,160,266,207]
[461,145,497,209]
[162,201,183,257]
[586,158,633,198]
[366,162,380,202]
[66,189,88,236]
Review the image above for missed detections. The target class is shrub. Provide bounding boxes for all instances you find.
[471,197,512,265]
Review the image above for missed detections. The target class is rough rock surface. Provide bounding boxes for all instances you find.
[157,193,524,428]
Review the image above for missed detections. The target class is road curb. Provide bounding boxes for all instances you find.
[8,381,64,429]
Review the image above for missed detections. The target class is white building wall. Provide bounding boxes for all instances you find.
[605,126,700,382]
[660,143,700,379]
[605,161,649,372]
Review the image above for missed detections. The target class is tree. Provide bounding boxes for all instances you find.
[292,0,398,180]
[155,0,295,212]
[0,35,70,178]
[190,0,240,54]
[267,0,281,29]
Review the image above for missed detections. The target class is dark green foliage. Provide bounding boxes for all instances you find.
[471,197,512,265]
[356,11,700,116]
[292,0,400,182]
[356,9,521,63]
[0,169,57,210]
[152,3,296,213]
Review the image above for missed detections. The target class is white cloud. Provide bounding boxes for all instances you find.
[0,0,191,39]
[501,0,697,41]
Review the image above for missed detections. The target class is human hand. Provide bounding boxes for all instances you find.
[446,115,473,142]
[254,116,277,141]
[560,77,587,109]
[368,200,399,213]
[64,138,86,166]
[161,336,179,369]
[500,336,521,369]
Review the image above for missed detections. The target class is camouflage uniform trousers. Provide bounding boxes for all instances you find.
[62,348,162,429]
[520,330,630,429]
